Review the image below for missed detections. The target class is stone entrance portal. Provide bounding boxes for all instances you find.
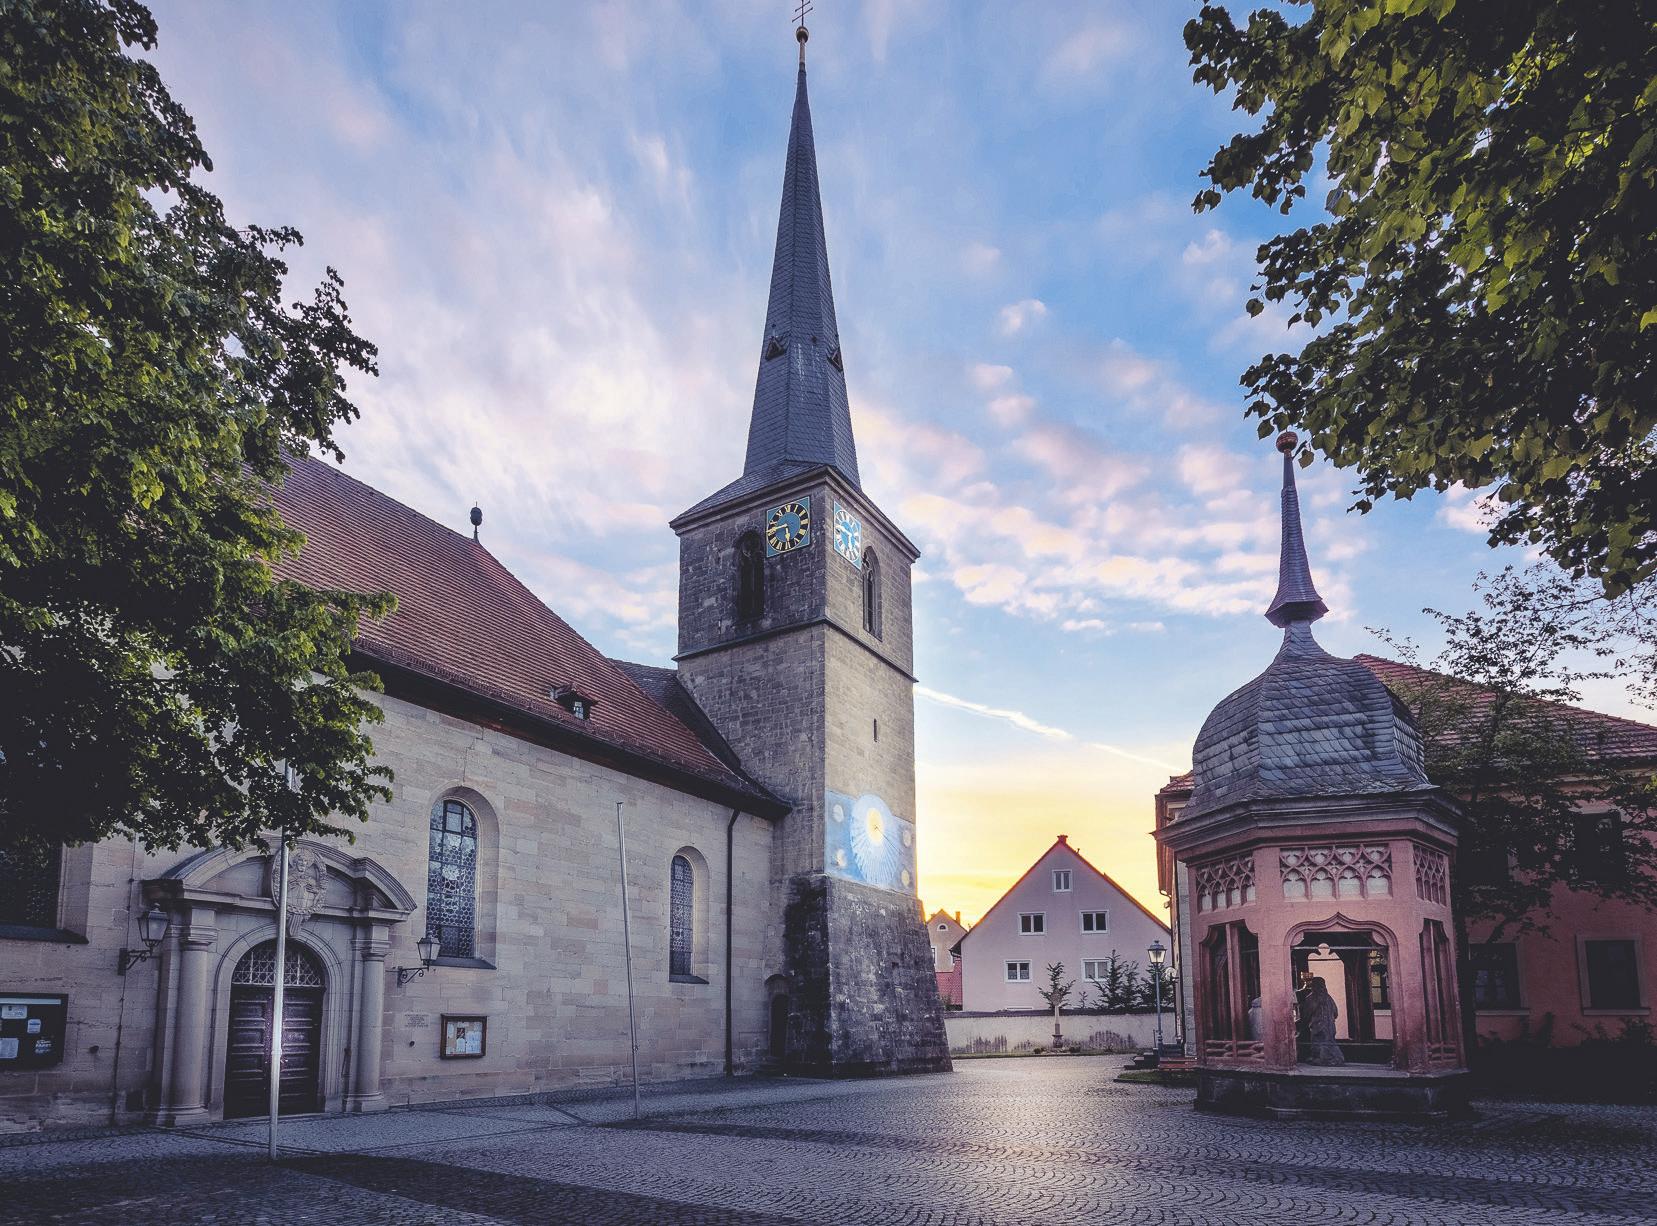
[223,942,326,1118]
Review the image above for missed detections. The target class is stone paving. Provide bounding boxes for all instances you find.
[3,1057,1655,1224]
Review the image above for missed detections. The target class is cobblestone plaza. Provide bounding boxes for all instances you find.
[3,1059,1653,1225]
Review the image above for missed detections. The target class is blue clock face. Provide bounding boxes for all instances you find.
[832,502,863,566]
[765,497,811,555]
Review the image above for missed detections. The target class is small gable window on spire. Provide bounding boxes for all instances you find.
[737,531,766,622]
[862,548,882,638]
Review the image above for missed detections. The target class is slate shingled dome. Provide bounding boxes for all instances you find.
[1186,622,1430,817]
[1185,437,1431,819]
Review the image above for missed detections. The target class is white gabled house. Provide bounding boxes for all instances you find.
[955,835,1170,1012]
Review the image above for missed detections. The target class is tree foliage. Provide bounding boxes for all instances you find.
[0,0,391,854]
[1038,962,1076,1015]
[1188,0,1657,596]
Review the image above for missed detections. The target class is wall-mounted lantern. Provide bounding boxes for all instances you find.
[117,904,170,974]
[396,933,441,986]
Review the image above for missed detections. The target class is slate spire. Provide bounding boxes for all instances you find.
[1265,431,1329,628]
[741,51,861,488]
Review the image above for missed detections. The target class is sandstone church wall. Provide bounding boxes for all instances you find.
[0,689,778,1131]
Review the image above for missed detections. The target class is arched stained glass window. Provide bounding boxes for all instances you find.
[669,854,694,978]
[862,548,882,638]
[0,837,60,928]
[736,532,765,622]
[427,799,478,959]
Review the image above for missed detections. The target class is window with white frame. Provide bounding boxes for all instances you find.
[1083,959,1107,981]
[1052,869,1071,891]
[1019,912,1045,934]
[1081,911,1108,933]
[1005,960,1031,981]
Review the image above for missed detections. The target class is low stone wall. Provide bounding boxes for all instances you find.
[943,1010,1162,1055]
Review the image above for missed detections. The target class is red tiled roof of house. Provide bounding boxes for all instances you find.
[1158,654,1657,799]
[1352,654,1657,763]
[269,453,774,808]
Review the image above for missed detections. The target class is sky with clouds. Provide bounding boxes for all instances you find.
[145,0,1640,928]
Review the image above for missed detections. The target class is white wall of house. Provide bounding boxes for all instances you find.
[958,838,1169,1013]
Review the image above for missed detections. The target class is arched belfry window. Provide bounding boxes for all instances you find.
[669,854,694,978]
[862,548,882,638]
[0,837,60,929]
[427,798,478,959]
[736,532,765,622]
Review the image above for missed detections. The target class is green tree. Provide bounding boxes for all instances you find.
[1092,951,1142,1014]
[1375,567,1657,1047]
[0,0,391,856]
[1137,964,1177,1015]
[1187,1,1657,596]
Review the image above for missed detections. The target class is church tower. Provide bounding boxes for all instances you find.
[670,28,950,1075]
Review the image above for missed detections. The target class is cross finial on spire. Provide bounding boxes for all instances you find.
[795,0,812,65]
[1264,431,1329,628]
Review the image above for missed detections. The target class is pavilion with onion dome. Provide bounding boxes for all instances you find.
[1155,432,1471,1120]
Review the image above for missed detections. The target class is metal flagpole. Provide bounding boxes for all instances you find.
[268,832,290,1161]
[615,801,641,1121]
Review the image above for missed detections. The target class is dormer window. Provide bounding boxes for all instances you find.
[552,685,595,720]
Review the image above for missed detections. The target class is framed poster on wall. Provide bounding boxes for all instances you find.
[0,994,67,1068]
[440,1014,487,1059]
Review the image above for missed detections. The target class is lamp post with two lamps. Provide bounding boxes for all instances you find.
[1147,939,1167,1057]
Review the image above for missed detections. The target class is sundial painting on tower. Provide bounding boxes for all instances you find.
[764,497,812,556]
[831,501,862,566]
[825,790,916,896]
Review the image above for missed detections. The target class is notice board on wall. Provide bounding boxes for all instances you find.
[0,994,67,1068]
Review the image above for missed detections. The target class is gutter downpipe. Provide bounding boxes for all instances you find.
[724,807,741,1076]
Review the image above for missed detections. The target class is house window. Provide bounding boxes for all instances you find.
[670,855,694,979]
[1572,813,1626,884]
[937,922,947,931]
[1083,959,1107,982]
[1019,912,1045,935]
[427,799,478,959]
[862,548,882,637]
[736,532,765,622]
[0,837,60,929]
[1005,961,1031,982]
[1584,939,1641,1010]
[1471,943,1522,1010]
[1081,911,1108,933]
[1052,870,1071,892]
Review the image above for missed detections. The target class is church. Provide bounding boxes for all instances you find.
[0,39,949,1131]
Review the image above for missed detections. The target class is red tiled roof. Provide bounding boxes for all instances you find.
[269,454,773,808]
[1158,654,1657,799]
[1353,654,1657,763]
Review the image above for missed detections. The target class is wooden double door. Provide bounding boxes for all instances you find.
[223,941,325,1119]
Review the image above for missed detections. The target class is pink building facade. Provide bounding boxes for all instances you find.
[924,909,967,1007]
[955,837,1169,1013]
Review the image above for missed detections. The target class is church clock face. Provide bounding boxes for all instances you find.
[764,497,812,556]
[832,501,863,566]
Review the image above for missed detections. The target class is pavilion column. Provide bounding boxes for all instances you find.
[160,904,218,1125]
[348,924,390,1112]
[1258,929,1298,1070]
